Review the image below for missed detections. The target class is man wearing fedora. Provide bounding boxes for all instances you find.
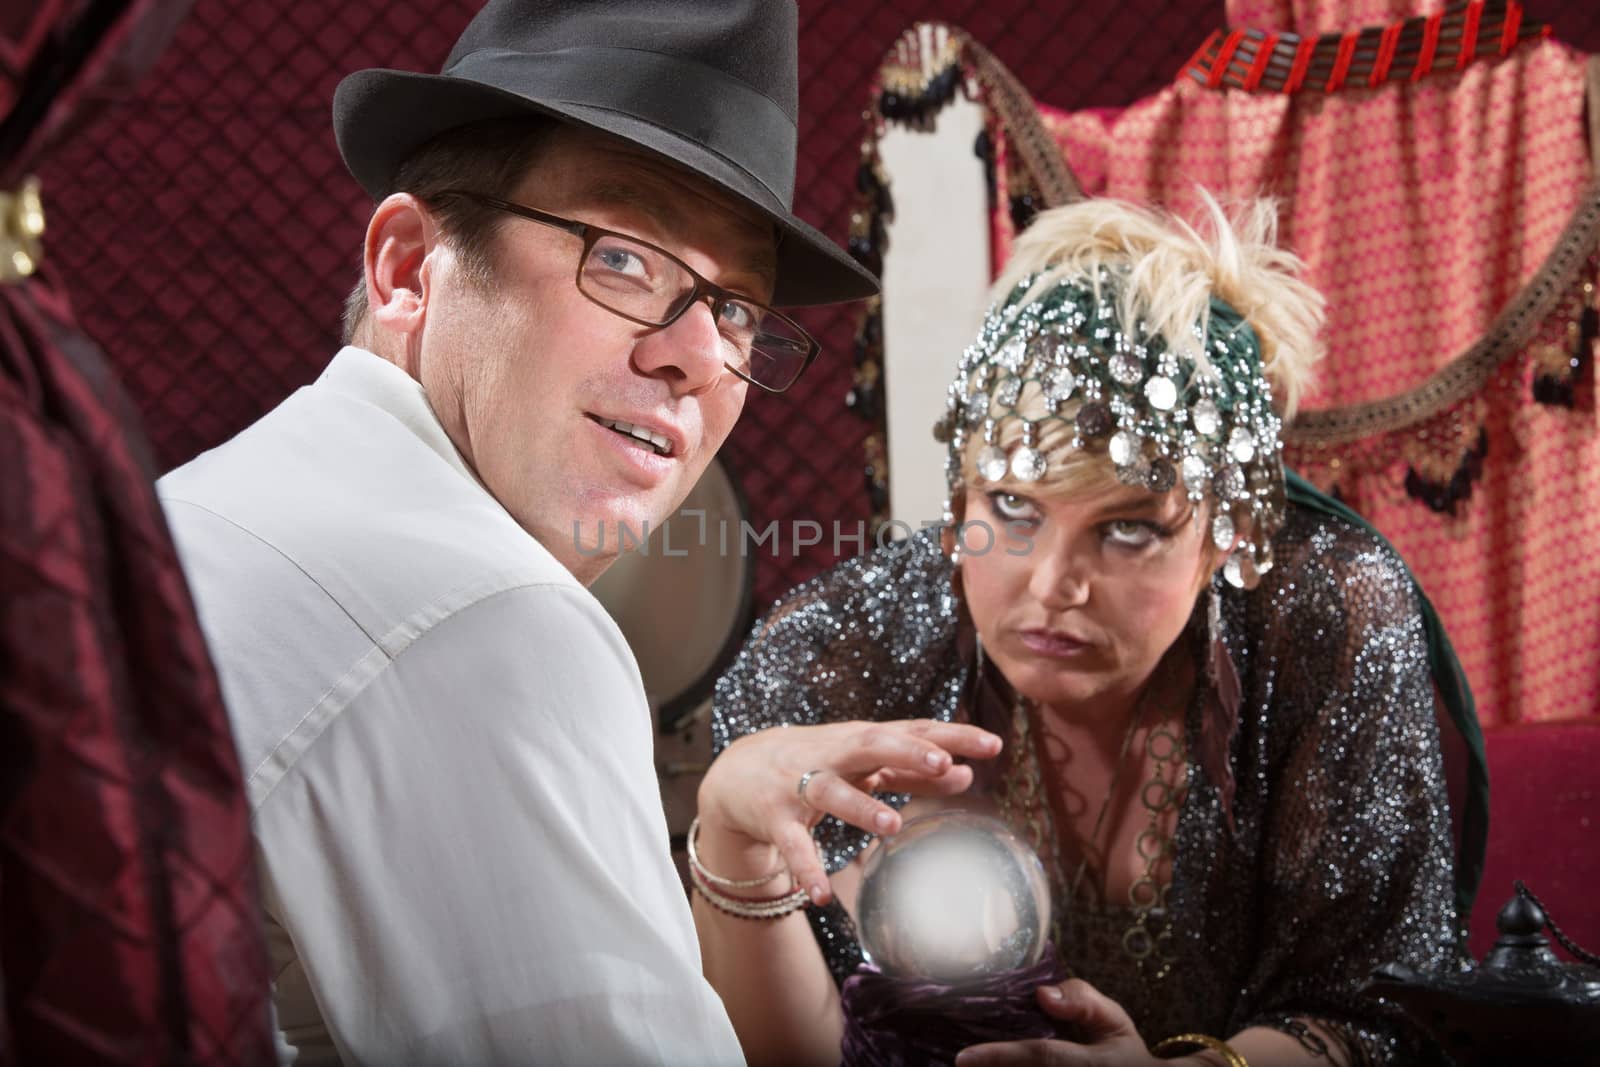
[157,1,874,1062]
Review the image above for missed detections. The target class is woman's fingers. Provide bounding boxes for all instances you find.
[832,723,957,778]
[953,982,1135,1066]
[697,719,1004,895]
[953,1038,1080,1066]
[772,819,831,905]
[784,722,1000,841]
[872,763,976,796]
[1034,979,1137,1043]
[831,721,1001,780]
[902,723,998,764]
[901,719,1005,760]
[803,768,904,837]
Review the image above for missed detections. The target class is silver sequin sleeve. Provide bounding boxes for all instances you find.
[711,508,1463,1064]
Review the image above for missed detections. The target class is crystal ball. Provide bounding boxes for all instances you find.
[856,811,1051,985]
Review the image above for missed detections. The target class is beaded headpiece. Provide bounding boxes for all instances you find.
[933,269,1286,588]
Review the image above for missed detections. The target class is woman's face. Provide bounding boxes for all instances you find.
[958,478,1225,713]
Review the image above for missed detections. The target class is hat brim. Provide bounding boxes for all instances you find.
[334,68,878,307]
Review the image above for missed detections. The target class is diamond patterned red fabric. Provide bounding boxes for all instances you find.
[32,1,1600,607]
[1,3,272,1063]
[33,0,1222,612]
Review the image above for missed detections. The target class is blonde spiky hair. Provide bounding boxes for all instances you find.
[991,192,1324,419]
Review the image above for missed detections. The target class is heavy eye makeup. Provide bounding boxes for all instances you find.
[1101,518,1176,549]
[983,490,1178,549]
[985,490,1041,524]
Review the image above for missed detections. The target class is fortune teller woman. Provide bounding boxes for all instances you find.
[689,197,1478,1067]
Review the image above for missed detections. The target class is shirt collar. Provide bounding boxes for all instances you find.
[316,346,483,488]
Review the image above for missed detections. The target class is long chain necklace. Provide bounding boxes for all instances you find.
[994,686,1147,950]
[1125,711,1187,978]
[990,650,1189,973]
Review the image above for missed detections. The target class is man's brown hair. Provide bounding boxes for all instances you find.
[341,116,554,344]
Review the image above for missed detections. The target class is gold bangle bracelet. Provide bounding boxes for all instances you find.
[1152,1033,1250,1067]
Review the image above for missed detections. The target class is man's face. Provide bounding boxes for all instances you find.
[416,128,778,583]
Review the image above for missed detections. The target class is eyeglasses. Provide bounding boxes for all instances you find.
[435,190,819,393]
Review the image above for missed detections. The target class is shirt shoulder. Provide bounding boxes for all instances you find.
[160,376,581,633]
[157,372,616,806]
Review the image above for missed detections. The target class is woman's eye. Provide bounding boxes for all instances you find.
[987,491,1039,522]
[1104,519,1162,548]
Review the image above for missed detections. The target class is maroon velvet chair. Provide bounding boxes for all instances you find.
[1468,720,1600,962]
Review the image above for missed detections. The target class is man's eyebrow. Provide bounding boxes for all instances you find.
[589,180,684,229]
[589,180,778,284]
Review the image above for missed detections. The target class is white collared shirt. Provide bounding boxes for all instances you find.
[159,347,743,1066]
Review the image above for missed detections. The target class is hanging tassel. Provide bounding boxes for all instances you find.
[1403,427,1488,515]
[1009,187,1041,233]
[1532,271,1596,407]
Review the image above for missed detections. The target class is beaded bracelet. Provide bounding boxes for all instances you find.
[1152,1033,1250,1067]
[684,815,810,919]
[688,859,811,920]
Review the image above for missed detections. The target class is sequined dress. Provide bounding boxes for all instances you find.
[712,506,1461,1063]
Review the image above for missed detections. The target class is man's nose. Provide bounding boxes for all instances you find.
[632,296,727,395]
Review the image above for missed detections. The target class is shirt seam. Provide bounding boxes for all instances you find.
[245,579,604,811]
[163,496,597,808]
[163,496,385,647]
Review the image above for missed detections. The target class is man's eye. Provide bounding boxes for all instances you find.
[718,300,759,332]
[591,244,649,278]
[1104,520,1163,548]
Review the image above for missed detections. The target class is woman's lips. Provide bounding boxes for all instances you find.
[1018,629,1092,658]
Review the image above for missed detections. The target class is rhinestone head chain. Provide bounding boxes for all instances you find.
[933,269,1286,586]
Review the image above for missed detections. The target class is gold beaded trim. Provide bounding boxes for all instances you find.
[0,176,45,285]
[976,37,1600,447]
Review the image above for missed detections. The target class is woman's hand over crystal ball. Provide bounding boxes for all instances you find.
[696,720,1002,905]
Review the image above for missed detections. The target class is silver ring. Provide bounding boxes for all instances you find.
[797,768,824,806]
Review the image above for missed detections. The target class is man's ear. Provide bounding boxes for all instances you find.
[364,193,436,339]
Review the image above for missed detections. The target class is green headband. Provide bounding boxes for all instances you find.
[934,269,1286,587]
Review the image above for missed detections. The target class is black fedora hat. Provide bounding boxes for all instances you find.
[333,0,877,308]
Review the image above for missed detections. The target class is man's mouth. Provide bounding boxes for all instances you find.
[592,416,673,457]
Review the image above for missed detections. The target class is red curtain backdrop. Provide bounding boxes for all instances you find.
[32,0,1600,668]
[976,0,1600,725]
